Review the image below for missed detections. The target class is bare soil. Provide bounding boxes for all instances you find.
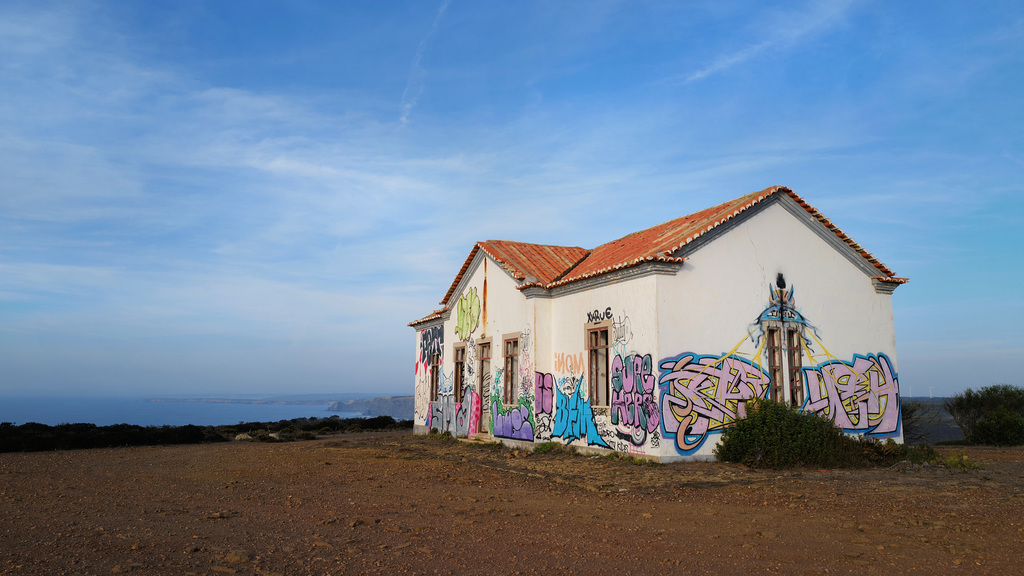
[2,433,1022,575]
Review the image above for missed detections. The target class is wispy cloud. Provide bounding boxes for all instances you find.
[683,0,861,83]
[399,0,452,125]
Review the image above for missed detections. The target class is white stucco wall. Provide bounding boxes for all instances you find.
[656,200,902,460]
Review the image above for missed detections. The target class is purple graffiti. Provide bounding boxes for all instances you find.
[610,354,660,446]
[535,372,554,415]
[553,384,610,448]
[803,353,900,436]
[659,353,771,455]
[492,402,534,441]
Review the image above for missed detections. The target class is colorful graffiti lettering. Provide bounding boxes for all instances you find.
[488,369,503,435]
[553,352,585,375]
[587,307,613,323]
[659,353,770,455]
[535,372,554,415]
[454,287,480,340]
[553,381,610,448]
[610,354,660,446]
[429,388,479,437]
[803,353,900,436]
[492,400,534,441]
[419,325,443,363]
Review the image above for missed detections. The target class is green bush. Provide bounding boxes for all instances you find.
[971,408,1024,446]
[714,400,860,468]
[945,385,1024,443]
[714,400,933,469]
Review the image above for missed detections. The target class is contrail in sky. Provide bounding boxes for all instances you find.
[685,0,859,83]
[400,0,452,125]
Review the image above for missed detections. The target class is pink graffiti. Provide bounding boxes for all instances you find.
[659,354,770,454]
[535,372,554,414]
[610,354,660,445]
[470,389,481,435]
[803,353,900,435]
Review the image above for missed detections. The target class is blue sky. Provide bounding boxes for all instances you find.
[0,0,1021,398]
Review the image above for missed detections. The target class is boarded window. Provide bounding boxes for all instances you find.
[478,341,491,397]
[587,327,609,406]
[786,328,803,407]
[454,345,466,403]
[766,327,783,403]
[503,338,519,405]
[429,353,441,402]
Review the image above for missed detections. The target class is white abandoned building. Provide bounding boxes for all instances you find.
[409,186,906,460]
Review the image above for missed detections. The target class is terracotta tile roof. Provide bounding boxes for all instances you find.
[439,241,589,306]
[425,185,904,314]
[549,185,902,287]
[408,307,449,328]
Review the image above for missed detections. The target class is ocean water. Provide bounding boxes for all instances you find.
[0,396,362,427]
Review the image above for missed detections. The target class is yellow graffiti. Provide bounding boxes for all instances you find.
[454,287,481,340]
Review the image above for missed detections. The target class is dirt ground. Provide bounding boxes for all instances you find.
[2,432,1022,576]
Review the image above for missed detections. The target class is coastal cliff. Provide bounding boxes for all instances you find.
[329,396,413,420]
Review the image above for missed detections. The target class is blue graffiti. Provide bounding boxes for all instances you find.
[553,383,610,448]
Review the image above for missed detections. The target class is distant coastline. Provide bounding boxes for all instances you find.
[142,396,413,420]
[145,398,333,406]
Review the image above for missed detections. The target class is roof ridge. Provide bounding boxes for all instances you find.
[427,185,904,314]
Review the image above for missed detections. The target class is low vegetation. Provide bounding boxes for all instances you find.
[0,415,413,453]
[714,400,943,469]
[944,384,1024,446]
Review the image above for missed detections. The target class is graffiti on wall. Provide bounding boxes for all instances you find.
[659,353,771,455]
[455,287,481,341]
[610,354,660,446]
[612,314,633,356]
[803,353,900,435]
[415,326,444,424]
[429,388,479,437]
[552,379,610,448]
[553,352,585,375]
[587,307,613,323]
[488,369,503,435]
[535,372,554,414]
[419,326,444,363]
[492,400,535,441]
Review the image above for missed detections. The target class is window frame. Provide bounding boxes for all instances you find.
[765,325,784,404]
[502,333,521,406]
[453,343,466,403]
[585,319,612,407]
[476,338,492,400]
[785,327,803,407]
[429,352,441,403]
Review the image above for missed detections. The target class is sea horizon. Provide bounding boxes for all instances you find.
[0,395,366,427]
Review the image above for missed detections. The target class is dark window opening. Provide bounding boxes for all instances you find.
[587,327,609,406]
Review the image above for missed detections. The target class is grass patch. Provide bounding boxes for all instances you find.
[533,441,575,455]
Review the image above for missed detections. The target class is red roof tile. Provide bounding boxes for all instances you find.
[549,185,900,287]
[408,307,449,328]
[430,186,903,311]
[440,241,588,306]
